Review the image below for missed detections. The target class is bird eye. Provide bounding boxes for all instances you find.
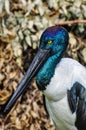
[48,40,53,44]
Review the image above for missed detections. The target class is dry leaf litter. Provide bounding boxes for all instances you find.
[0,0,86,130]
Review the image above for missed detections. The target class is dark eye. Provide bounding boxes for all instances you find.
[47,40,53,44]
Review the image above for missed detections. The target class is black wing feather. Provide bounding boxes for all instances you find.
[67,82,86,130]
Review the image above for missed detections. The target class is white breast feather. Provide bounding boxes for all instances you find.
[43,58,86,130]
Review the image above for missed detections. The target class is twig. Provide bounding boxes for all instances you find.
[55,20,86,26]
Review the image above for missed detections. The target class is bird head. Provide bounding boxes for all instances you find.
[39,26,68,56]
[2,26,69,115]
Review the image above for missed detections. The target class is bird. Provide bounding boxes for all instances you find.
[2,26,86,130]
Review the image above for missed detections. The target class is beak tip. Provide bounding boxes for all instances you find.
[3,103,13,116]
[1,100,13,116]
[0,106,9,117]
[3,108,8,115]
[2,106,8,115]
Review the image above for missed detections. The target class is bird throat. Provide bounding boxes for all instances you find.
[36,54,61,90]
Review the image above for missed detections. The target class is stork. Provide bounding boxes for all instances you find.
[3,26,86,130]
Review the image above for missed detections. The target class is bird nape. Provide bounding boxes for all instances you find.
[2,26,86,130]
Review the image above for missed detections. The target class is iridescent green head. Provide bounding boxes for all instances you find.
[39,26,69,56]
[36,26,69,90]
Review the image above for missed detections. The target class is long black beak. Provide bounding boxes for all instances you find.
[3,48,51,115]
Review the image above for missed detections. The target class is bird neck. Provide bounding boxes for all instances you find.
[36,52,62,90]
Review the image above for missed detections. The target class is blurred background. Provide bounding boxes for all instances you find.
[0,0,86,129]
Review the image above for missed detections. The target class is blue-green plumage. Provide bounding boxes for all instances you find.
[36,26,69,90]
